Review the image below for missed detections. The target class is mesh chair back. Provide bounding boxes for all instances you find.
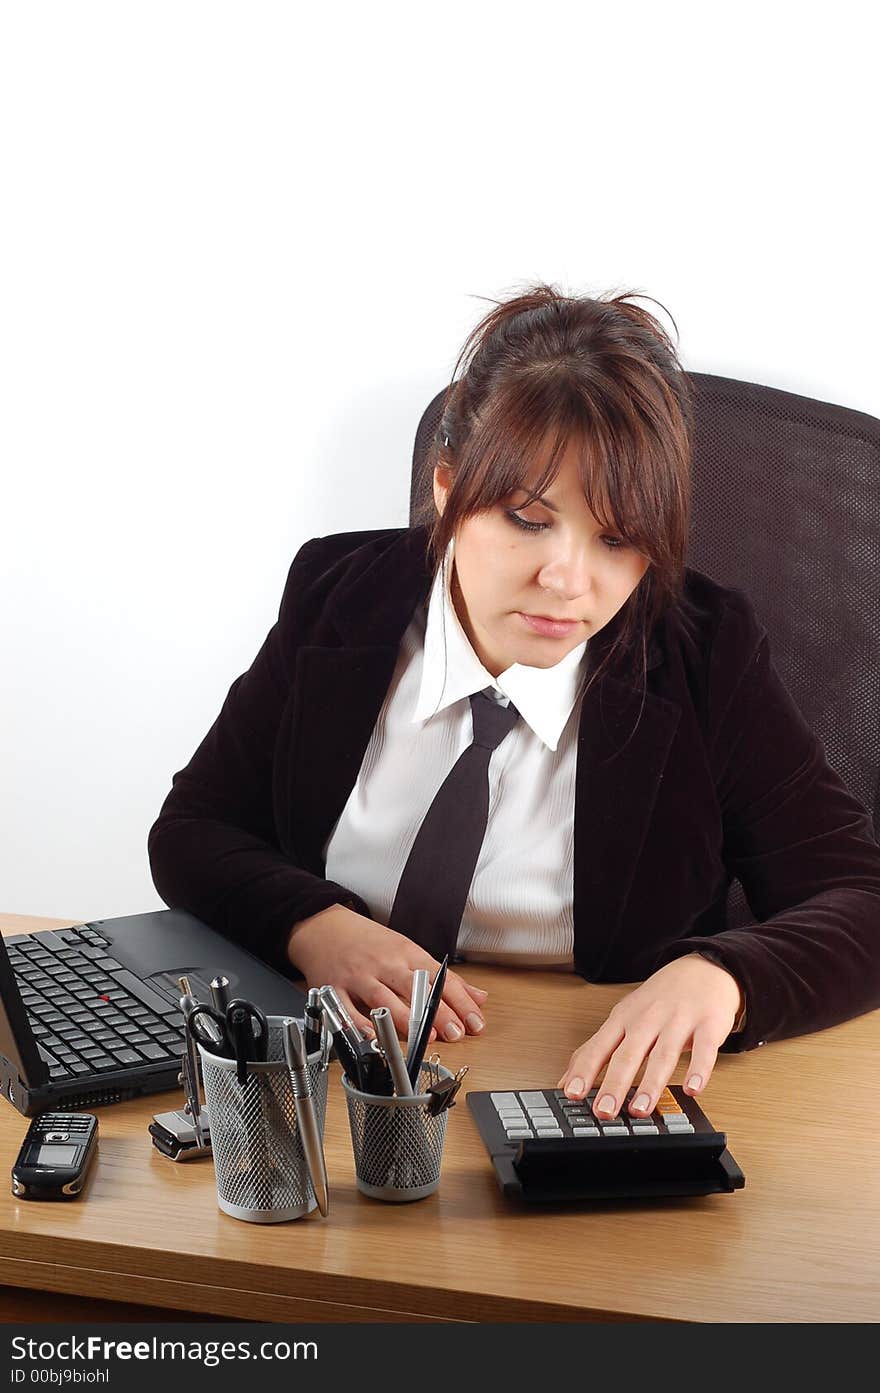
[409,372,880,929]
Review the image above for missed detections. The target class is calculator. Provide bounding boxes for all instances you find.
[467,1085,745,1203]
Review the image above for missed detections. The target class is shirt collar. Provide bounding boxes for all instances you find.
[413,537,589,752]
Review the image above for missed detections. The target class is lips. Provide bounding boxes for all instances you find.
[519,612,581,638]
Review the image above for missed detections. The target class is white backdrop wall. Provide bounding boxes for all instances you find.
[2,1,877,921]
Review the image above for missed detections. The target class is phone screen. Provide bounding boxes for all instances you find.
[36,1144,78,1166]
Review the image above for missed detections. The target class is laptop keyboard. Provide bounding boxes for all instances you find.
[5,925,184,1082]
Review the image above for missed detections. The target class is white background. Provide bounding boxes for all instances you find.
[1,1,877,920]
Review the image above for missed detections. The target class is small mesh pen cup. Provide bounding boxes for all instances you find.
[198,1014,327,1223]
[341,1063,453,1202]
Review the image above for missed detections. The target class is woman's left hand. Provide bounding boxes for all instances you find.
[556,954,744,1119]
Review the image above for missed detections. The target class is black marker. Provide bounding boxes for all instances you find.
[304,987,324,1057]
[318,988,369,1090]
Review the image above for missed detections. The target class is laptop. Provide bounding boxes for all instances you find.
[0,908,308,1117]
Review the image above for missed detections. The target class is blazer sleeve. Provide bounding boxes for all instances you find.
[147,537,372,975]
[655,592,880,1051]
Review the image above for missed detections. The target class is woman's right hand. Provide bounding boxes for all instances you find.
[286,902,488,1044]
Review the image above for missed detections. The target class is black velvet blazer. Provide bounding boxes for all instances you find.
[148,525,880,1053]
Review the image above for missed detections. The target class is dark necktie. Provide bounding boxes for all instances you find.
[387,689,520,961]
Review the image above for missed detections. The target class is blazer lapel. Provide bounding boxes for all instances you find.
[281,527,433,873]
[572,669,681,979]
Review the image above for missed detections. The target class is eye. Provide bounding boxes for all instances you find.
[505,509,627,550]
[505,509,548,534]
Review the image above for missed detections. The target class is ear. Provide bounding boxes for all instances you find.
[433,464,453,517]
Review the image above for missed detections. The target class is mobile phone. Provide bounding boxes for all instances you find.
[11,1113,99,1201]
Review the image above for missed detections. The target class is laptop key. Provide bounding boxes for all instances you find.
[87,1054,117,1071]
[108,969,180,1017]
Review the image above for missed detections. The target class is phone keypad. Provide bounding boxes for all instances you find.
[35,1113,94,1139]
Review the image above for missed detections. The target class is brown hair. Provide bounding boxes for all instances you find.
[412,281,700,714]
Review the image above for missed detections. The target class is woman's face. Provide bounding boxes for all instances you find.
[433,440,651,678]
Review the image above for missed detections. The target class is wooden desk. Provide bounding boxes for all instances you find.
[1,913,879,1323]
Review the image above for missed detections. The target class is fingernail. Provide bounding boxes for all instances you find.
[596,1093,617,1117]
[632,1092,651,1113]
[565,1076,585,1097]
[472,987,489,998]
[444,1020,463,1041]
[686,1074,702,1091]
[465,1012,484,1033]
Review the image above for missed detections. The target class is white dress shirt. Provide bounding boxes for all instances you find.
[322,537,589,967]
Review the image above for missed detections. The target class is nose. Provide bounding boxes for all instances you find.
[537,536,593,601]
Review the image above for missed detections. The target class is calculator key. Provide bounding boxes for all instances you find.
[505,1128,533,1139]
[600,1125,629,1136]
[664,1121,695,1133]
[630,1124,659,1134]
[518,1092,549,1107]
[491,1093,519,1106]
[535,1127,563,1137]
[572,1126,599,1137]
[526,1108,556,1122]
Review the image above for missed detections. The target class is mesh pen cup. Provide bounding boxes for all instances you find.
[341,1063,454,1202]
[198,1015,327,1223]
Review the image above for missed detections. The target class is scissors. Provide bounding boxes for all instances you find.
[186,998,269,1085]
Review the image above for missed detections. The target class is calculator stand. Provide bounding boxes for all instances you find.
[496,1140,744,1204]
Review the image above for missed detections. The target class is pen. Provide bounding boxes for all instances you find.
[304,988,324,1057]
[283,1017,329,1217]
[370,1006,415,1097]
[209,974,231,1013]
[318,989,369,1090]
[176,976,209,1149]
[319,985,360,1036]
[405,956,449,1089]
[407,969,430,1055]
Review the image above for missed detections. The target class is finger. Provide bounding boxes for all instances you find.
[682,1027,721,1097]
[440,976,486,1037]
[444,968,489,1017]
[432,991,467,1043]
[593,1029,664,1119]
[556,1022,624,1099]
[452,976,489,1005]
[625,1030,691,1117]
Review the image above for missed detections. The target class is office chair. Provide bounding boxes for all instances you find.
[409,372,880,931]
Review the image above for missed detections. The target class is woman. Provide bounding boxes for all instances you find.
[148,283,880,1124]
